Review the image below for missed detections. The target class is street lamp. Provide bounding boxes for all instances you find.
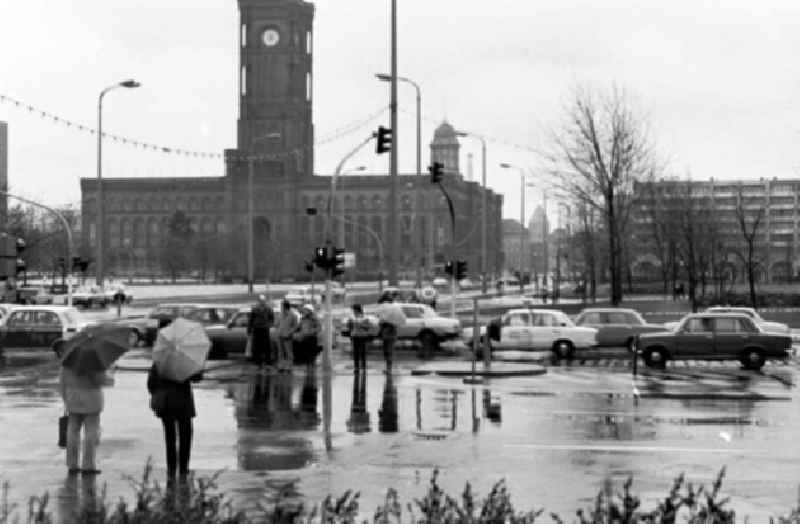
[456,131,488,294]
[247,132,282,294]
[376,72,423,286]
[96,79,140,287]
[500,162,531,295]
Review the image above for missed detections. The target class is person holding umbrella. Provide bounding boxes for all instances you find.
[55,325,130,475]
[147,317,210,482]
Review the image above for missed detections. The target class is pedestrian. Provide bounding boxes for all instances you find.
[248,294,275,370]
[378,301,406,372]
[147,318,203,483]
[294,304,321,369]
[276,300,298,372]
[57,340,113,475]
[347,303,372,370]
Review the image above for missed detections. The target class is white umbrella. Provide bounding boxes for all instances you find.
[152,318,211,382]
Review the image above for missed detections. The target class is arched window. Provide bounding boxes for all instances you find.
[133,219,146,247]
[372,195,383,210]
[343,195,353,211]
[188,197,199,212]
[108,219,120,248]
[357,216,368,251]
[357,196,367,210]
[401,194,412,212]
[216,217,226,235]
[121,219,133,247]
[148,218,160,247]
[202,197,212,211]
[162,198,171,213]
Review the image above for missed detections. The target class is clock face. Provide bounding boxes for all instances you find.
[262,29,280,47]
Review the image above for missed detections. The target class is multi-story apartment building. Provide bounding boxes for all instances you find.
[630,177,798,284]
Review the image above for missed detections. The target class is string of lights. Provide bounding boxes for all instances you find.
[0,91,540,161]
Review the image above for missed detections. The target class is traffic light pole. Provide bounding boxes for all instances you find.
[1,191,73,307]
[433,180,457,319]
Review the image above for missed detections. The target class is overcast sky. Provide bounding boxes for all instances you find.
[2,0,800,220]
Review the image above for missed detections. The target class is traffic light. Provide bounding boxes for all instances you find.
[375,125,392,154]
[73,257,90,273]
[444,260,454,277]
[455,260,467,281]
[331,247,346,278]
[314,246,329,269]
[15,238,26,275]
[429,162,444,184]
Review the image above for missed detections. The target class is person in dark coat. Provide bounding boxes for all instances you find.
[347,304,372,371]
[248,294,275,369]
[147,318,203,482]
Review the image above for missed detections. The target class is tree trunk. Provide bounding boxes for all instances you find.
[607,194,621,305]
[748,247,757,309]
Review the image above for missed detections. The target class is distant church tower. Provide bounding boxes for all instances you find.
[226,0,315,179]
[430,121,461,177]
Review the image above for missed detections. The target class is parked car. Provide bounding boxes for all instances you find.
[574,308,664,350]
[349,303,459,352]
[117,303,238,346]
[378,287,437,308]
[704,306,790,334]
[205,307,303,359]
[637,313,792,370]
[479,308,597,359]
[0,306,92,353]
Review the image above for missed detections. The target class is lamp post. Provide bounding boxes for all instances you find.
[96,79,140,287]
[247,133,282,295]
[376,72,422,285]
[456,131,488,294]
[500,163,530,295]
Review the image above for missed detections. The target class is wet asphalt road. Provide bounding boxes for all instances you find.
[1,347,799,522]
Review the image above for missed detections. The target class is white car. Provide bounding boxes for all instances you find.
[0,306,93,352]
[478,308,598,359]
[705,307,790,334]
[360,302,461,349]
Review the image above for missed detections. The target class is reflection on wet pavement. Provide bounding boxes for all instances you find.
[1,354,800,521]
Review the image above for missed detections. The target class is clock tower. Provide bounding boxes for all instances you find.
[226,0,314,179]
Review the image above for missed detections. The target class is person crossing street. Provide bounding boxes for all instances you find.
[247,294,275,370]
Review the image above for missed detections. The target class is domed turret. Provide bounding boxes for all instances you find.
[429,120,461,177]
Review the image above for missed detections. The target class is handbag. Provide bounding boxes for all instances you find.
[58,414,68,448]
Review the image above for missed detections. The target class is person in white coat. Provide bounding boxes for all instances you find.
[57,340,113,475]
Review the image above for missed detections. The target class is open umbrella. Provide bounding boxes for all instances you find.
[378,302,407,327]
[152,318,210,382]
[60,324,131,372]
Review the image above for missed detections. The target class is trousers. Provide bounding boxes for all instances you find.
[351,338,368,369]
[66,412,100,470]
[251,328,272,365]
[278,337,294,368]
[161,417,193,476]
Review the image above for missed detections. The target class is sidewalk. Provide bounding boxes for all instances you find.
[409,360,546,378]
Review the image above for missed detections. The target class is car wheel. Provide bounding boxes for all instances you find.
[643,347,667,368]
[418,330,438,358]
[127,329,141,348]
[552,340,574,360]
[741,348,765,371]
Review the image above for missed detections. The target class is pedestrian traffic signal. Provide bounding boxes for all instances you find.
[455,260,467,281]
[314,246,330,269]
[332,247,346,278]
[444,260,454,277]
[15,238,26,275]
[429,162,444,184]
[375,125,393,154]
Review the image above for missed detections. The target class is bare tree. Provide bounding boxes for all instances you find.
[734,186,765,308]
[546,85,660,305]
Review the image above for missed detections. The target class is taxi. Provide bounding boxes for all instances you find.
[0,306,91,352]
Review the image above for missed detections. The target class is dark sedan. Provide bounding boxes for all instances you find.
[637,313,792,370]
[574,308,664,350]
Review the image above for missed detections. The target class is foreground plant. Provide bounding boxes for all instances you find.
[0,462,761,523]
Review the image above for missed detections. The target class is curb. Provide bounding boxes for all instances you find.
[410,366,547,378]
